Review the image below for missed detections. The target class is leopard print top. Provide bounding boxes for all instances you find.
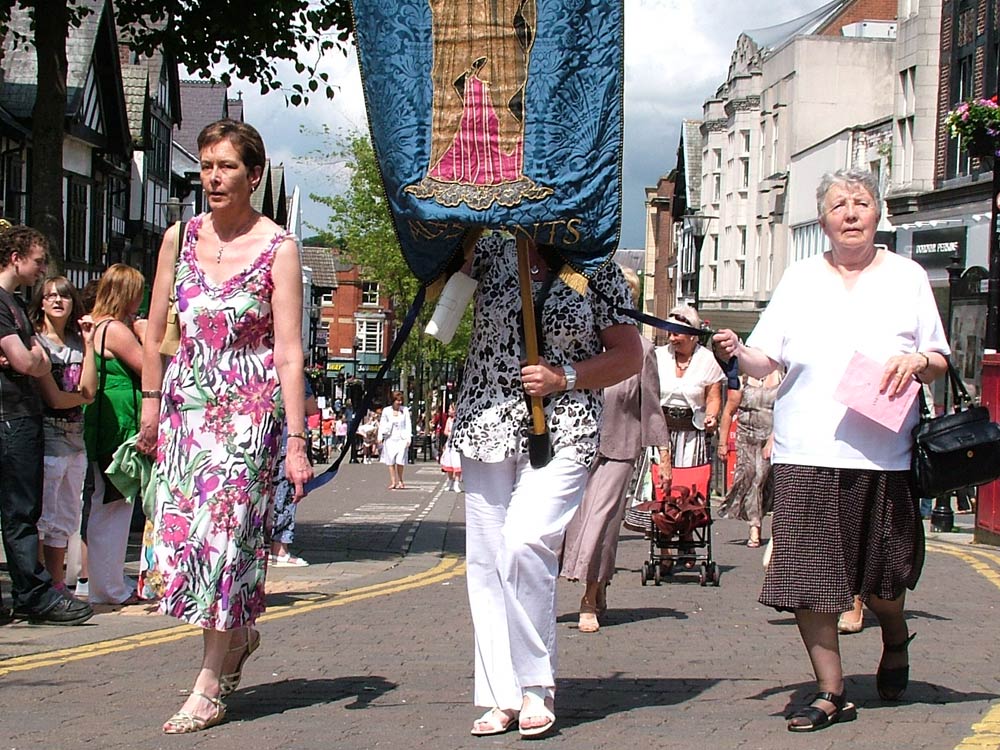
[451,235,633,468]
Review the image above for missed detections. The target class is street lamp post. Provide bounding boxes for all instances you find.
[683,213,712,309]
[930,254,967,533]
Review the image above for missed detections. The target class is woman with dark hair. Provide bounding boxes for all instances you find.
[30,276,97,592]
[83,263,146,607]
[714,168,949,732]
[138,119,312,733]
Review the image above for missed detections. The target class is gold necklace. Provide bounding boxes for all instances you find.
[214,214,258,264]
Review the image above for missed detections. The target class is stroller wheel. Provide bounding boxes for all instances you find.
[710,563,721,587]
[698,563,708,586]
[653,563,662,586]
[640,563,649,586]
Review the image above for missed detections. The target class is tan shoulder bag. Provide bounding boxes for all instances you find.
[159,220,186,357]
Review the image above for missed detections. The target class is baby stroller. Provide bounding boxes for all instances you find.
[636,463,720,587]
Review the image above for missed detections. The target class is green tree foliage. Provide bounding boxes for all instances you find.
[306,129,473,415]
[0,0,353,263]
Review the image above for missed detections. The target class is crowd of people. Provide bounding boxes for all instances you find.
[0,148,955,739]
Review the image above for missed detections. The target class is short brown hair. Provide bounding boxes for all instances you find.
[0,225,48,269]
[91,263,145,322]
[391,390,404,403]
[197,119,266,173]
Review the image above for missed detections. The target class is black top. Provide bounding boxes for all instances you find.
[0,286,41,420]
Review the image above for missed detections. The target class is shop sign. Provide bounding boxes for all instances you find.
[912,228,966,268]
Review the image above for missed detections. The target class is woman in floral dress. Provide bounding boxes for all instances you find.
[137,119,312,734]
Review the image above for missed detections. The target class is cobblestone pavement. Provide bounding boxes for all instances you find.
[1,460,998,750]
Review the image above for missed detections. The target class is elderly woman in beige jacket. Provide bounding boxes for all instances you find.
[560,268,671,632]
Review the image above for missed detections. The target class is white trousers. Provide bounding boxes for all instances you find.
[38,452,87,547]
[463,450,588,710]
[86,464,134,604]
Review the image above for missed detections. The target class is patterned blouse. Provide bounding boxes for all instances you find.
[451,235,633,468]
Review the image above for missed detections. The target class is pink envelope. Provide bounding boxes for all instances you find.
[833,351,920,433]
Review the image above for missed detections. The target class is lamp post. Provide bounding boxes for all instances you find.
[930,254,967,533]
[683,213,712,309]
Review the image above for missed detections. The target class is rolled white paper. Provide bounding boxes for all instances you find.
[424,271,478,345]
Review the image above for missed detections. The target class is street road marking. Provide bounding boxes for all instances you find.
[928,543,1000,750]
[0,554,465,677]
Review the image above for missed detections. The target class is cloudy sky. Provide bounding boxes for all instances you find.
[224,0,822,248]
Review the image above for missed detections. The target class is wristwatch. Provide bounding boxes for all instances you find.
[562,363,577,391]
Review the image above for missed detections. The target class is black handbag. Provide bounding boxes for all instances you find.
[912,358,1000,497]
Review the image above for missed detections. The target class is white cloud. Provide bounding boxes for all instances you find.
[222,0,827,244]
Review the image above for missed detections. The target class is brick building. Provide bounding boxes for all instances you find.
[321,254,395,408]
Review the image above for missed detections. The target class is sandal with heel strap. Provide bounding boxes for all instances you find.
[786,691,857,732]
[877,632,916,701]
[219,628,260,697]
[470,707,519,736]
[519,688,556,738]
[163,691,226,734]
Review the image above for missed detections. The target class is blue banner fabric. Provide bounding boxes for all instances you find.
[352,0,624,283]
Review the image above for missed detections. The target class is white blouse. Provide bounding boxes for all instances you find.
[655,343,725,429]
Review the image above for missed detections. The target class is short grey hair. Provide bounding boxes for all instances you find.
[816,168,881,222]
[668,303,701,329]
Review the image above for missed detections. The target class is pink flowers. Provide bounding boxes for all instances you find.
[195,309,231,349]
[160,513,190,545]
[236,378,277,424]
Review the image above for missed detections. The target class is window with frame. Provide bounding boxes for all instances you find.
[361,280,379,306]
[356,317,383,353]
[740,158,750,190]
[150,116,170,182]
[947,0,976,179]
[740,130,751,154]
[737,260,745,291]
[65,177,88,263]
[3,151,23,222]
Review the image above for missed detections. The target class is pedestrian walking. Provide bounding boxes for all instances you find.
[453,235,641,738]
[713,168,950,732]
[137,119,313,734]
[560,266,670,633]
[379,392,411,488]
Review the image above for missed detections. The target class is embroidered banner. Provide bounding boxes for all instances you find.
[352,0,624,283]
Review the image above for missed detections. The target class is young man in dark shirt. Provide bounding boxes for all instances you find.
[0,226,92,625]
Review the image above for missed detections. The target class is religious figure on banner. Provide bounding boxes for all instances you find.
[405,0,554,211]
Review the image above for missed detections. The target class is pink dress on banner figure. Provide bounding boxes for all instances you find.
[405,0,552,210]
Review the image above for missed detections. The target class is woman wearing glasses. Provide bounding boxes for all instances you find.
[30,277,97,593]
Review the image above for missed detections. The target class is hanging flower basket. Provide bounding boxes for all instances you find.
[946,97,1000,159]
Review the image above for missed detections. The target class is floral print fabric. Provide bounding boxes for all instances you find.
[152,215,287,630]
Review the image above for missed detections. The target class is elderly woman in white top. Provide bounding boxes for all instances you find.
[452,234,641,738]
[654,305,724,494]
[714,168,948,733]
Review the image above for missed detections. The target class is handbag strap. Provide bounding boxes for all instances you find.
[918,356,969,418]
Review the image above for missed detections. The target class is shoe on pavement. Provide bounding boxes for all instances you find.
[269,553,309,568]
[74,579,89,598]
[14,596,94,625]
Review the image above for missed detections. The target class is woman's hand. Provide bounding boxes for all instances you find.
[79,315,95,347]
[880,352,927,398]
[521,357,565,398]
[285,442,314,501]
[136,399,160,456]
[712,328,742,359]
[703,413,719,433]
